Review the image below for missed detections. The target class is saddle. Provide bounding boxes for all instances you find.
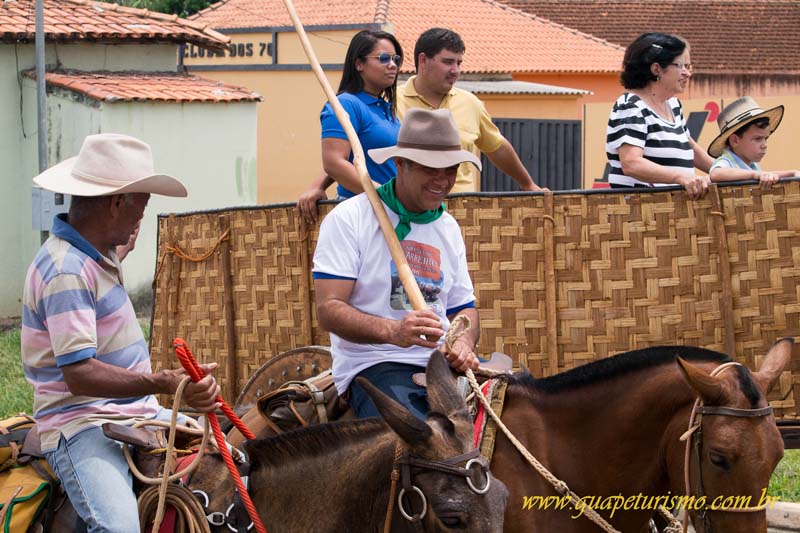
[249,353,514,438]
[0,417,62,533]
[255,370,352,434]
[101,422,206,484]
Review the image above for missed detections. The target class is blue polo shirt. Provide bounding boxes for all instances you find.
[321,91,400,199]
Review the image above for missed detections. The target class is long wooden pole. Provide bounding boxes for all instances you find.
[281,0,427,312]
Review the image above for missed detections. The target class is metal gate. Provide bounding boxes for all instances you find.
[481,118,581,192]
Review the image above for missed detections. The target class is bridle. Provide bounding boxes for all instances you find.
[680,362,775,532]
[183,447,255,533]
[384,444,492,532]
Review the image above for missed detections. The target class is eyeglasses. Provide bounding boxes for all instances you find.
[366,53,403,68]
[670,62,693,73]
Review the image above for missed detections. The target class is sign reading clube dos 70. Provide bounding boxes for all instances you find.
[183,34,275,66]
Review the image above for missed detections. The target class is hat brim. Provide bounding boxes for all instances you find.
[708,105,784,158]
[369,146,482,171]
[33,157,188,197]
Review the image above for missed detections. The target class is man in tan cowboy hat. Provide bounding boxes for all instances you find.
[313,108,480,420]
[708,96,798,187]
[21,133,221,532]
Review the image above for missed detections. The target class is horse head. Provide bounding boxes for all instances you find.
[358,349,509,532]
[676,337,792,533]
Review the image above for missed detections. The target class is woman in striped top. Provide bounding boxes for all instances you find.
[606,32,713,199]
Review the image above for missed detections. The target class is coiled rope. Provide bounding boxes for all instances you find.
[125,375,210,532]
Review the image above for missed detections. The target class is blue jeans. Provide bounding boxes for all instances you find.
[348,362,429,421]
[46,408,182,533]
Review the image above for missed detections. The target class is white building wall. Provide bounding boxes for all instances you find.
[0,46,32,316]
[48,43,178,72]
[1,41,257,316]
[100,101,258,292]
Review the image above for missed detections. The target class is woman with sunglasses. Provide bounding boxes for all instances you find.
[606,32,712,199]
[297,30,403,221]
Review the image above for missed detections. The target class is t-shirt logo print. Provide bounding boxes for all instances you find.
[390,241,444,311]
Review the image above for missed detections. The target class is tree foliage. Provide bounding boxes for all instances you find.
[101,0,214,17]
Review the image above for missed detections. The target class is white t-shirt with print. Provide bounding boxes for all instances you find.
[313,194,475,394]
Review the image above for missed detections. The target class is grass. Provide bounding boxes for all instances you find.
[0,327,33,418]
[0,326,798,501]
[770,448,800,501]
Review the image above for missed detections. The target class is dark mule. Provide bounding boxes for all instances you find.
[188,350,509,532]
[494,339,791,532]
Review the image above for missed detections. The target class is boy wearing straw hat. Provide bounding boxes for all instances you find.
[313,108,480,420]
[708,96,798,187]
[21,133,221,532]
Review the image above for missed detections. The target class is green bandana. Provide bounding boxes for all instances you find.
[376,178,445,241]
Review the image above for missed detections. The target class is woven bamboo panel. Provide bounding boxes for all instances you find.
[151,183,800,418]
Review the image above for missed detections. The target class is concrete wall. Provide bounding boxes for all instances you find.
[22,88,260,295]
[0,41,257,316]
[184,28,359,204]
[481,94,582,120]
[514,72,622,103]
[0,46,33,316]
[46,43,178,72]
[99,100,258,292]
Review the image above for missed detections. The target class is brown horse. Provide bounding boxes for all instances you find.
[187,349,509,532]
[493,338,791,532]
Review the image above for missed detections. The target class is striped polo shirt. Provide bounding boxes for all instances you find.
[21,214,160,451]
[606,93,695,187]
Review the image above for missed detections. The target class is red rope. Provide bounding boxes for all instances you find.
[173,338,267,533]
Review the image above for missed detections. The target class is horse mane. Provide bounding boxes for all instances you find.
[734,364,763,408]
[244,418,388,470]
[511,345,733,394]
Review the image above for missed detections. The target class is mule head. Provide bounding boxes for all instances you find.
[675,338,792,533]
[357,349,508,532]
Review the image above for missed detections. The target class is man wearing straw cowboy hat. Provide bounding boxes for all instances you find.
[313,108,481,420]
[708,96,798,187]
[21,133,221,532]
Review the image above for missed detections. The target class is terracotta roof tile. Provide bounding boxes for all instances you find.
[191,0,623,73]
[0,0,230,51]
[191,0,379,28]
[22,69,262,102]
[497,0,800,74]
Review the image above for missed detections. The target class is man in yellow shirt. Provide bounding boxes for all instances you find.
[398,28,543,193]
[295,28,544,223]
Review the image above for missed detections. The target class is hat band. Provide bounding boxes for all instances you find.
[396,141,462,152]
[722,108,764,130]
[71,167,147,186]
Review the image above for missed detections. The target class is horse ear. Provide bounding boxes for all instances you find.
[753,337,793,395]
[676,357,724,403]
[355,377,433,445]
[425,349,467,419]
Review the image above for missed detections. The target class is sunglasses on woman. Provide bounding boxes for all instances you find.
[366,53,403,67]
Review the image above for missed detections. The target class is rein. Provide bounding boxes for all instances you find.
[679,361,775,532]
[383,444,491,532]
[173,338,267,533]
[445,316,627,533]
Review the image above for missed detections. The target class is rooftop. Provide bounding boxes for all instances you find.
[496,0,800,74]
[0,0,230,51]
[23,69,262,102]
[455,79,591,95]
[191,0,624,74]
